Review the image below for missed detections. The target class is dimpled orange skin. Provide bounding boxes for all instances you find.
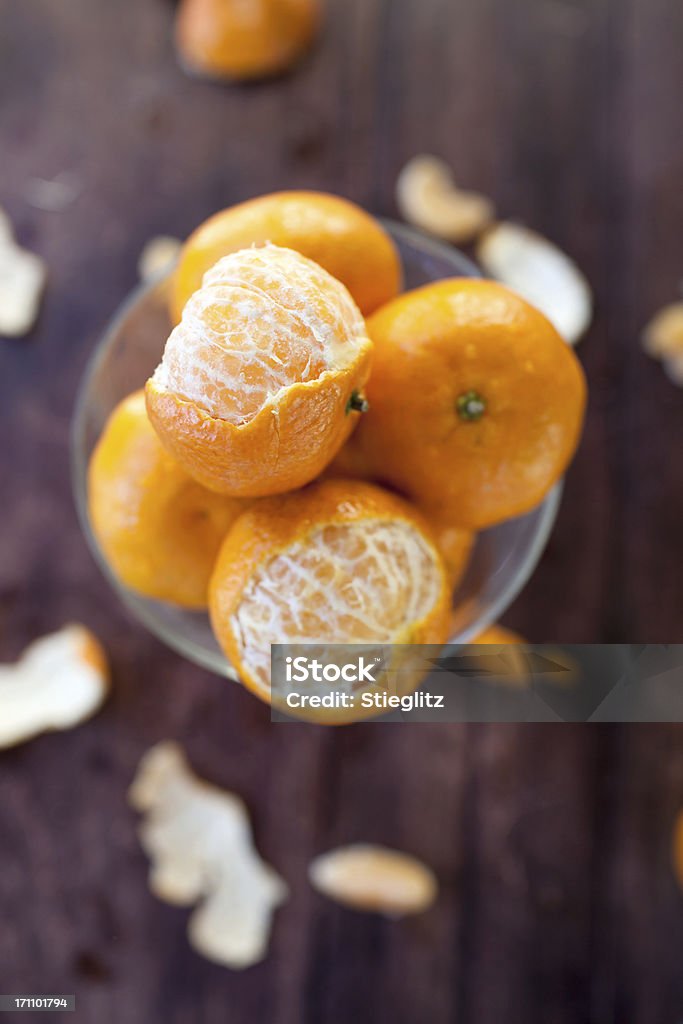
[170,192,402,323]
[88,391,246,609]
[175,0,321,82]
[352,279,587,530]
[209,479,452,722]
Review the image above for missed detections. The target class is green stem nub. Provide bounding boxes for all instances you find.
[457,390,486,422]
[346,391,369,415]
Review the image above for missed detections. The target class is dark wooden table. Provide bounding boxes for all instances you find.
[1,1,682,1021]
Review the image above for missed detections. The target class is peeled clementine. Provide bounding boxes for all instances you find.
[350,279,587,529]
[209,479,451,721]
[147,244,372,498]
[88,391,245,609]
[175,0,321,82]
[326,444,475,589]
[170,192,401,322]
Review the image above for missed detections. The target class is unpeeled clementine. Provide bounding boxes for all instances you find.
[88,391,245,608]
[343,278,586,530]
[175,0,321,82]
[170,191,401,322]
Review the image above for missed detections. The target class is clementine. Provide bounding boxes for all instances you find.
[209,479,451,721]
[175,0,321,82]
[170,191,401,322]
[350,279,586,529]
[88,391,244,609]
[147,244,373,497]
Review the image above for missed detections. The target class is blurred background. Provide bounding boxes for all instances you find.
[1,0,682,1021]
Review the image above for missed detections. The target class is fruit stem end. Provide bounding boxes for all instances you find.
[457,390,486,422]
[347,391,369,415]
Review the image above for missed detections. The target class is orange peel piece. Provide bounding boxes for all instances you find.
[129,742,288,969]
[397,155,495,244]
[138,236,182,283]
[0,207,47,337]
[309,844,438,916]
[477,222,592,345]
[0,625,109,748]
[642,303,683,386]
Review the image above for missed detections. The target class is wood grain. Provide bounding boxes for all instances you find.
[0,0,681,1021]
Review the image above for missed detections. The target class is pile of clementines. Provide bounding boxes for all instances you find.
[88,191,586,711]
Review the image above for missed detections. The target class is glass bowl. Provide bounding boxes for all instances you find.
[71,220,561,680]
